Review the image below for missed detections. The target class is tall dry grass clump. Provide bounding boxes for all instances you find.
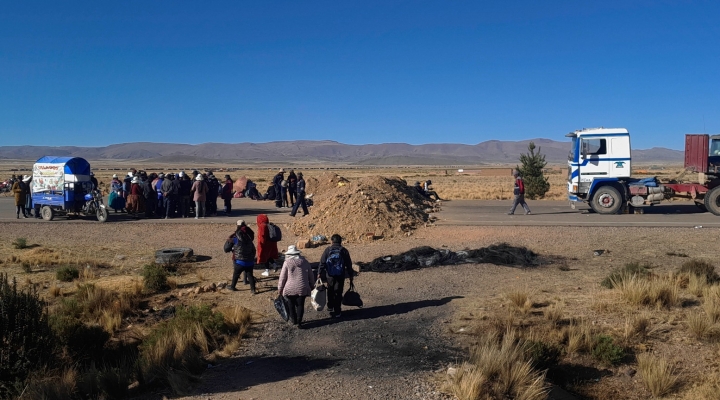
[565,319,594,355]
[623,313,651,344]
[613,273,680,308]
[703,285,720,324]
[687,312,712,339]
[443,331,548,400]
[637,352,678,398]
[506,290,532,314]
[688,273,709,297]
[678,259,719,283]
[543,301,565,324]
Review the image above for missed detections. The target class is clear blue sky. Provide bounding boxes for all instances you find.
[1,1,718,150]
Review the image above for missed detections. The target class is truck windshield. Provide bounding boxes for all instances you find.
[568,137,577,161]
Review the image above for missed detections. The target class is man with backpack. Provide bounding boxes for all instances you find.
[319,234,353,318]
[224,220,257,293]
[508,169,531,215]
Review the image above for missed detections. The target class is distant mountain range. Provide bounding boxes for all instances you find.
[0,139,683,165]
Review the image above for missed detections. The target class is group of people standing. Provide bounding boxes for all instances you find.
[271,169,309,217]
[226,220,354,328]
[108,169,235,219]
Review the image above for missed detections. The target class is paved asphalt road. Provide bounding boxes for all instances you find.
[0,197,718,228]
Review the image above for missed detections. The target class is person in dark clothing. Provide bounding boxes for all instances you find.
[423,180,444,201]
[272,169,285,208]
[143,173,157,218]
[154,173,165,217]
[224,220,256,293]
[206,174,220,216]
[289,172,309,217]
[161,173,179,219]
[287,170,297,205]
[221,175,233,216]
[508,169,531,215]
[89,172,98,190]
[178,172,192,218]
[319,234,353,318]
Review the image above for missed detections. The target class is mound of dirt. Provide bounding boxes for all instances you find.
[290,172,438,242]
[359,243,541,272]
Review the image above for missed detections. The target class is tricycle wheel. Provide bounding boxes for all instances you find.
[96,207,109,222]
[41,206,54,221]
[704,187,720,216]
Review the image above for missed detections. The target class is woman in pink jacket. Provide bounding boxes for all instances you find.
[277,245,314,327]
[191,174,208,219]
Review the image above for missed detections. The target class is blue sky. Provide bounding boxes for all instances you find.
[1,1,718,150]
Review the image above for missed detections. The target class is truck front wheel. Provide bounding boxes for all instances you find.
[704,187,720,216]
[591,186,622,214]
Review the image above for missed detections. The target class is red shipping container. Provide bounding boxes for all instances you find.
[685,134,709,173]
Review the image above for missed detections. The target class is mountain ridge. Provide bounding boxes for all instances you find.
[0,139,683,164]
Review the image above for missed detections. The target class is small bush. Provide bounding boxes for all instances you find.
[637,353,678,397]
[21,261,32,273]
[591,335,624,366]
[12,237,28,249]
[141,263,169,292]
[524,340,561,370]
[678,259,719,283]
[56,266,80,282]
[601,262,651,289]
[0,273,56,398]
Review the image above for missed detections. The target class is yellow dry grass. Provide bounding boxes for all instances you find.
[637,352,678,398]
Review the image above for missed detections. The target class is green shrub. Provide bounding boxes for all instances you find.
[591,335,624,366]
[12,237,28,249]
[56,265,80,282]
[678,259,719,283]
[141,263,169,292]
[0,273,56,398]
[601,262,651,289]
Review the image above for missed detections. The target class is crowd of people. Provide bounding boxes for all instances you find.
[107,169,234,219]
[225,220,354,328]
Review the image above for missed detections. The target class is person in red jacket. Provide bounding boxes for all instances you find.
[256,214,279,276]
[508,169,531,215]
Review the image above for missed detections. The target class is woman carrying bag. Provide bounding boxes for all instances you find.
[277,245,314,328]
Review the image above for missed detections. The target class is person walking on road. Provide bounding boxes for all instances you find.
[508,169,531,215]
[319,234,353,318]
[191,174,208,219]
[289,172,309,217]
[225,220,256,293]
[277,245,314,328]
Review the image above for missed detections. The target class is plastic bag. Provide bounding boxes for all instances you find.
[274,295,289,321]
[342,282,363,308]
[311,278,326,311]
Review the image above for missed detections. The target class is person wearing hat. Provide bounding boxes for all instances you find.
[272,169,285,208]
[191,174,208,219]
[154,173,166,217]
[289,172,309,217]
[224,220,256,293]
[287,169,298,206]
[319,234,353,318]
[178,172,192,218]
[142,173,157,218]
[508,169,531,215]
[423,180,443,201]
[161,173,180,219]
[221,174,234,216]
[12,175,30,218]
[89,171,98,190]
[122,171,134,202]
[109,174,125,213]
[126,176,145,217]
[278,245,314,327]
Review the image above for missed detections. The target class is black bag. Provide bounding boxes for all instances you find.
[274,295,289,321]
[342,282,363,308]
[268,222,282,242]
[223,239,233,253]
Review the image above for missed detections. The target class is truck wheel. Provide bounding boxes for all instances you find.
[96,207,109,223]
[41,206,54,221]
[704,187,720,216]
[590,186,622,215]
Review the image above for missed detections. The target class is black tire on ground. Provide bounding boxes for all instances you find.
[96,207,108,222]
[41,206,54,221]
[704,187,720,216]
[590,186,623,215]
[155,247,194,264]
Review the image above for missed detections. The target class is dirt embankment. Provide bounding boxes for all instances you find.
[290,172,440,242]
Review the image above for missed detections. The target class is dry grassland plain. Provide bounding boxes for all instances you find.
[3,159,716,400]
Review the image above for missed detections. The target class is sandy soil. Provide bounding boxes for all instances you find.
[2,215,720,400]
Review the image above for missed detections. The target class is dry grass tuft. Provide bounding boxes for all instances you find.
[543,301,565,324]
[688,273,709,297]
[623,313,651,343]
[443,331,548,400]
[49,283,61,298]
[506,290,532,314]
[614,274,680,308]
[22,368,77,400]
[566,319,594,355]
[703,286,720,324]
[637,352,678,398]
[688,312,712,339]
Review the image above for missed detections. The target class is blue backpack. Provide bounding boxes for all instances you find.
[326,247,344,277]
